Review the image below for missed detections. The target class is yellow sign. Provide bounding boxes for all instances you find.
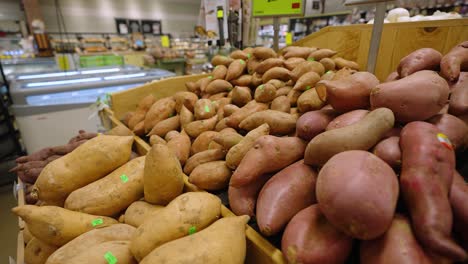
[285,32,293,45]
[217,10,224,18]
[252,0,304,17]
[161,35,170,48]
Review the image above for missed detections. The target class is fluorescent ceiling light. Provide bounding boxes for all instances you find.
[104,73,146,80]
[18,71,79,80]
[81,68,121,74]
[26,77,102,87]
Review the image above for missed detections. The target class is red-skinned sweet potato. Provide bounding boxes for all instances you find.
[230,136,306,187]
[360,214,432,264]
[385,71,399,82]
[256,160,317,236]
[451,171,468,249]
[316,150,399,240]
[228,173,272,217]
[373,136,401,168]
[281,205,353,264]
[428,113,468,151]
[397,48,442,77]
[448,72,468,116]
[325,109,369,131]
[399,121,467,261]
[440,41,468,82]
[296,109,338,141]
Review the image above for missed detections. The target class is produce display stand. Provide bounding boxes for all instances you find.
[293,18,468,81]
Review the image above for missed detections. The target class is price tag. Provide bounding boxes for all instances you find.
[285,32,293,45]
[161,35,170,48]
[252,0,304,17]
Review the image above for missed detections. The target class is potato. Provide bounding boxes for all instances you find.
[230,49,249,60]
[191,131,219,154]
[198,76,213,92]
[25,237,58,264]
[283,46,315,59]
[399,121,466,261]
[255,58,284,74]
[319,57,336,72]
[12,205,118,246]
[189,161,232,191]
[251,72,263,86]
[213,131,243,150]
[223,104,240,117]
[293,71,320,91]
[184,149,226,175]
[212,65,227,80]
[372,136,401,168]
[32,135,133,206]
[215,117,229,131]
[121,201,163,227]
[316,72,379,112]
[166,131,191,166]
[211,55,233,66]
[226,59,247,81]
[326,109,369,131]
[67,241,136,264]
[65,157,145,216]
[440,41,468,81]
[296,109,338,141]
[231,74,252,86]
[143,97,176,132]
[185,81,201,95]
[205,79,233,94]
[290,61,325,82]
[228,174,272,217]
[282,205,353,264]
[317,150,398,240]
[308,49,337,61]
[370,71,449,123]
[253,47,276,59]
[239,110,297,135]
[140,215,248,264]
[230,136,306,187]
[284,57,306,71]
[254,83,277,103]
[173,91,198,112]
[144,144,184,205]
[334,57,360,70]
[147,115,179,137]
[304,108,394,166]
[360,214,432,264]
[267,79,285,89]
[231,86,252,107]
[287,89,301,106]
[297,88,324,113]
[226,100,268,129]
[276,86,292,97]
[428,113,468,150]
[45,224,136,264]
[247,57,261,74]
[261,67,290,83]
[184,115,218,138]
[270,95,290,113]
[397,48,442,78]
[449,72,468,116]
[225,123,270,170]
[256,160,317,236]
[179,104,194,127]
[130,192,222,260]
[128,109,146,130]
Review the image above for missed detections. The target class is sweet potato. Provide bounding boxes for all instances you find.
[147,115,180,137]
[319,58,336,72]
[140,215,248,264]
[228,173,272,217]
[317,150,398,240]
[251,71,262,86]
[451,171,468,248]
[254,83,277,103]
[122,111,134,126]
[226,59,247,81]
[173,91,198,113]
[270,95,291,113]
[191,131,219,154]
[255,58,284,74]
[230,136,306,187]
[121,201,163,227]
[428,113,468,150]
[225,124,270,170]
[296,109,338,141]
[267,79,285,89]
[215,117,229,131]
[276,86,292,97]
[12,205,118,246]
[166,131,191,166]
[128,109,146,130]
[397,48,442,77]
[65,157,145,216]
[256,160,317,236]
[184,149,226,175]
[399,121,467,261]
[308,49,337,61]
[130,192,221,260]
[282,205,353,264]
[290,61,325,82]
[185,81,200,95]
[360,214,432,264]
[449,72,468,116]
[440,41,468,81]
[67,130,98,143]
[45,224,135,264]
[106,124,133,136]
[211,55,233,66]
[231,86,252,106]
[287,89,301,106]
[262,67,290,83]
[179,105,194,127]
[284,57,306,71]
[370,70,449,123]
[334,57,359,70]
[325,109,369,131]
[184,115,218,138]
[205,79,233,94]
[230,49,249,60]
[144,97,176,132]
[385,71,399,82]
[16,148,54,164]
[253,47,276,59]
[136,94,156,112]
[67,241,136,264]
[189,161,232,191]
[226,100,268,129]
[198,76,212,92]
[231,74,252,86]
[304,108,394,166]
[194,99,216,120]
[239,110,297,135]
[373,136,401,168]
[283,46,315,59]
[293,71,320,91]
[297,88,325,113]
[149,134,166,145]
[316,72,379,112]
[132,121,145,136]
[32,136,133,206]
[247,57,261,74]
[212,65,227,80]
[332,67,357,80]
[25,237,58,264]
[213,131,243,150]
[144,144,184,205]
[223,104,240,117]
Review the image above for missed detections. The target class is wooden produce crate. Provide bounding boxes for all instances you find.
[293,18,468,81]
[102,75,287,264]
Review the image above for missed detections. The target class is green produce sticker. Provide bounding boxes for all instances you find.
[120,174,129,183]
[239,59,245,65]
[91,218,103,227]
[104,251,117,264]
[326,70,333,74]
[308,58,315,61]
[305,86,311,90]
[259,85,264,90]
[208,75,213,79]
[188,226,197,235]
[247,53,251,59]
[204,105,210,112]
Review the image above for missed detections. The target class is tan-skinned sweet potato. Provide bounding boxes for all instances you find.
[247,57,261,74]
[184,149,226,175]
[173,91,198,113]
[230,136,306,187]
[198,76,213,93]
[228,173,273,217]
[253,47,276,59]
[320,58,336,72]
[308,49,337,61]
[290,61,325,82]
[262,67,290,83]
[428,113,468,150]
[304,108,394,166]
[397,48,442,77]
[440,41,468,81]
[147,115,180,137]
[297,88,325,113]
[284,57,306,71]
[25,237,58,264]
[122,111,134,126]
[282,205,353,264]
[231,74,252,86]
[211,55,233,66]
[360,214,432,264]
[67,240,136,264]
[179,104,194,128]
[293,71,320,91]
[122,201,163,227]
[251,71,263,86]
[399,121,467,261]
[149,135,165,145]
[370,70,449,123]
[213,131,243,150]
[287,89,301,106]
[254,83,277,103]
[189,161,232,191]
[283,46,316,59]
[215,117,229,131]
[449,72,468,116]
[270,95,291,113]
[184,115,218,138]
[212,65,227,80]
[226,100,268,129]
[205,79,233,94]
[255,58,284,74]
[256,160,317,236]
[194,99,217,120]
[317,150,399,240]
[191,131,219,155]
[132,121,145,136]
[296,109,338,141]
[223,104,240,117]
[128,109,146,130]
[239,110,297,135]
[325,109,369,131]
[166,131,191,166]
[226,59,247,81]
[144,97,176,132]
[267,79,285,89]
[373,136,401,168]
[334,57,359,70]
[231,86,252,107]
[276,86,292,97]
[185,81,200,95]
[230,49,249,60]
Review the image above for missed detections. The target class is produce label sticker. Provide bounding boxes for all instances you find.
[91,218,104,227]
[308,58,315,61]
[188,226,197,235]
[208,75,213,79]
[247,53,251,59]
[120,174,129,183]
[259,85,264,90]
[437,133,453,150]
[240,59,245,65]
[326,70,333,74]
[104,251,117,264]
[204,105,210,112]
[305,86,311,90]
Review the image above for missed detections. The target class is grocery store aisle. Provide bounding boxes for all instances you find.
[0,184,18,263]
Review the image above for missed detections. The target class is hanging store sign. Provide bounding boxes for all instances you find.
[252,0,304,17]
